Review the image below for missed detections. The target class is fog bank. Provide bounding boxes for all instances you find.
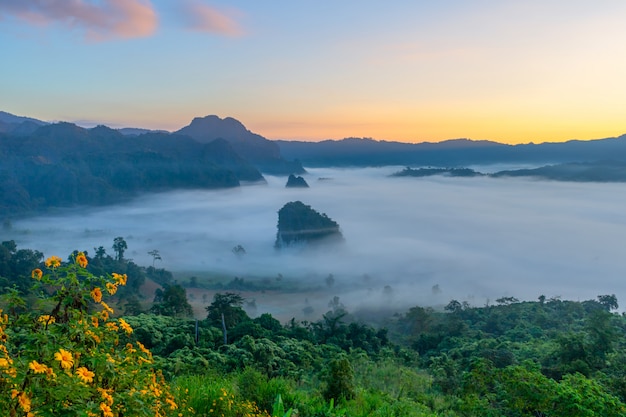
[5,167,626,316]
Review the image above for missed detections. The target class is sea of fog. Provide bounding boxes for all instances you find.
[5,166,626,314]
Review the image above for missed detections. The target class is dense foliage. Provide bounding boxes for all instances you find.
[2,242,626,416]
[0,123,264,215]
[275,201,343,248]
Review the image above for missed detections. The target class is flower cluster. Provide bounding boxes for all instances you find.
[0,253,181,417]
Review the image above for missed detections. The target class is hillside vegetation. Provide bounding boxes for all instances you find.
[1,240,626,416]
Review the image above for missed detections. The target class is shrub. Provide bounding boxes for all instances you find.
[0,253,182,416]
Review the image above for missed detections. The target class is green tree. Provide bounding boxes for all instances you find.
[113,236,128,261]
[151,284,193,317]
[206,292,249,328]
[148,249,162,267]
[323,355,355,402]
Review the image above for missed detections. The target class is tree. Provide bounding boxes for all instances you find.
[151,284,193,317]
[323,355,355,402]
[597,294,619,311]
[148,249,162,267]
[231,245,246,257]
[113,236,127,261]
[206,292,249,329]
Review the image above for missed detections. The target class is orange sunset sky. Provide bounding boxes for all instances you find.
[1,1,626,144]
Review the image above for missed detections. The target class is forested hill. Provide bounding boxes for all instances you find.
[0,122,264,215]
[276,134,626,167]
[176,115,305,175]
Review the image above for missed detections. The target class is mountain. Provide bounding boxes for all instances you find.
[0,111,47,126]
[0,122,264,215]
[117,127,169,136]
[0,111,48,135]
[176,115,304,175]
[285,174,309,188]
[275,201,343,248]
[491,160,626,182]
[276,135,626,167]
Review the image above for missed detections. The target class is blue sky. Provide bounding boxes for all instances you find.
[2,1,626,143]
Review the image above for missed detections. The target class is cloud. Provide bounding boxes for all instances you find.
[178,1,243,37]
[0,0,157,41]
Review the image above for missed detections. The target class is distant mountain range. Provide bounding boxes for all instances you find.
[276,134,626,167]
[0,111,303,215]
[3,108,626,215]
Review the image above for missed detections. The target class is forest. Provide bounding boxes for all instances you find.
[1,239,625,416]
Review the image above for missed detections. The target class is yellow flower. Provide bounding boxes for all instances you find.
[105,322,119,332]
[76,366,95,383]
[54,348,74,370]
[31,268,43,280]
[119,318,133,335]
[91,287,103,303]
[76,252,88,268]
[100,310,109,322]
[86,330,101,344]
[0,357,12,368]
[166,398,178,410]
[18,391,31,412]
[38,315,56,325]
[100,402,114,417]
[44,255,62,268]
[137,341,152,357]
[101,301,114,314]
[91,315,99,328]
[106,282,118,295]
[98,388,114,406]
[112,272,128,286]
[29,360,48,374]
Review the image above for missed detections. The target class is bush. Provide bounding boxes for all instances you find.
[0,253,181,416]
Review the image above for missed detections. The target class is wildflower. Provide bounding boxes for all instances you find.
[100,402,114,417]
[44,255,62,268]
[38,315,55,324]
[166,398,178,410]
[18,391,31,412]
[98,388,114,406]
[91,315,99,328]
[76,252,88,268]
[100,310,109,322]
[31,268,43,280]
[29,360,48,374]
[113,272,128,285]
[105,322,119,332]
[54,348,74,370]
[137,341,152,357]
[76,366,95,383]
[119,318,133,334]
[86,330,101,344]
[106,282,118,295]
[0,357,12,368]
[101,301,114,314]
[91,287,102,303]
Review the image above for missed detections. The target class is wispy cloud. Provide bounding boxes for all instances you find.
[178,1,243,37]
[0,0,157,41]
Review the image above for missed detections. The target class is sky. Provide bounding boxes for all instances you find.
[2,1,626,144]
